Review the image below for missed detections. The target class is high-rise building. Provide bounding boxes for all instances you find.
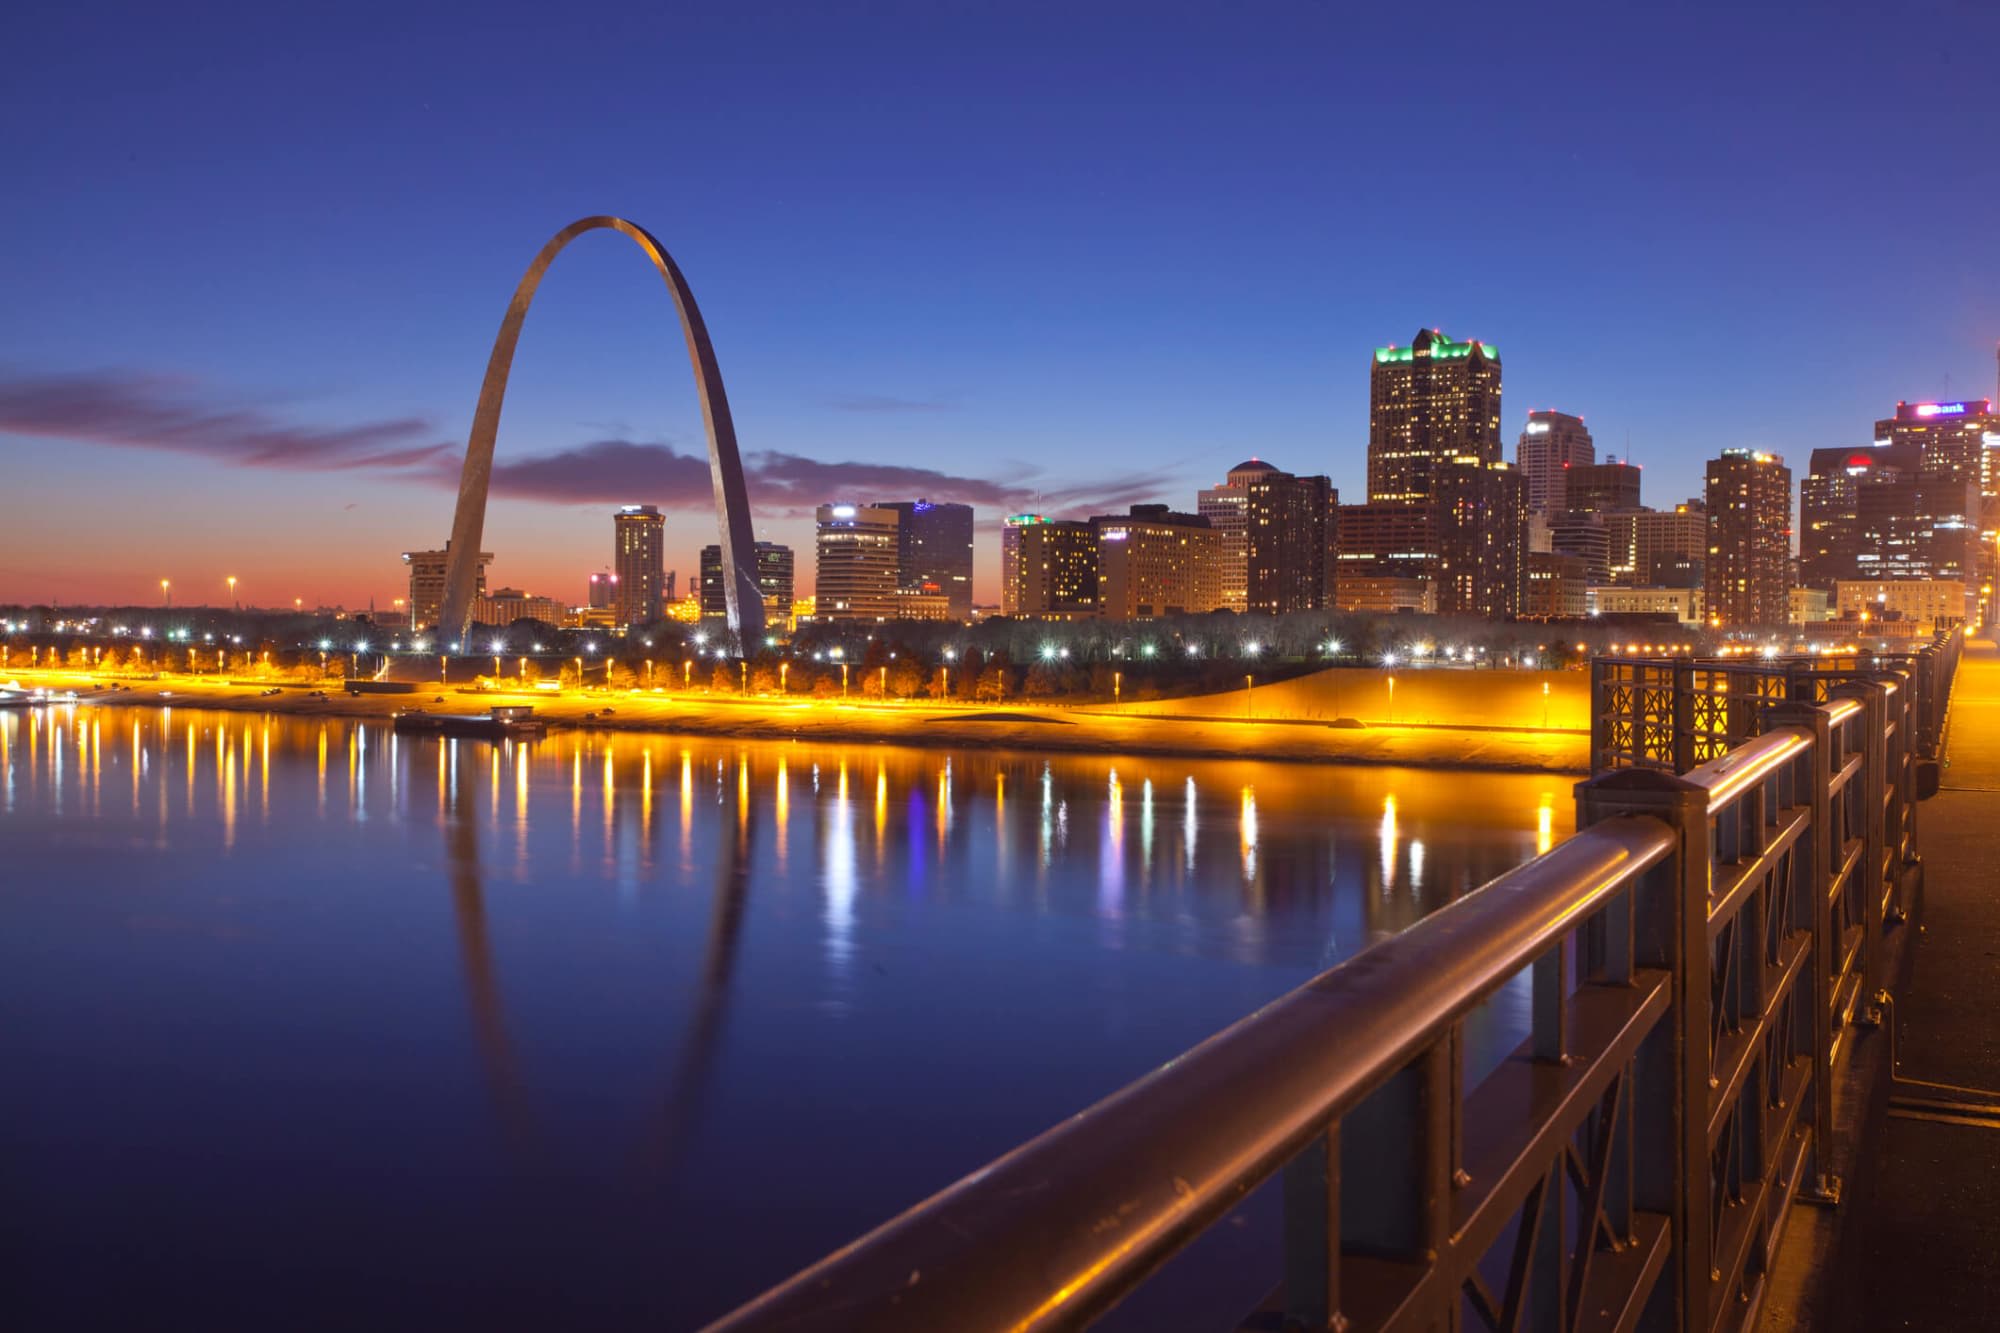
[1433,458,1527,617]
[1564,459,1642,515]
[1875,400,1996,508]
[403,544,491,631]
[1549,516,1612,586]
[1000,514,1046,617]
[701,542,795,621]
[1525,551,1588,619]
[1335,503,1436,583]
[814,505,902,621]
[1011,520,1098,620]
[1368,329,1502,505]
[1800,442,1979,588]
[587,571,618,609]
[1092,506,1222,620]
[613,504,666,627]
[475,588,565,626]
[1197,460,1275,612]
[1611,502,1708,587]
[874,500,975,620]
[1515,411,1594,516]
[1242,468,1337,614]
[1704,450,1793,627]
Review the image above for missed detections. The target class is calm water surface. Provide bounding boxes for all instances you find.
[0,706,1570,1329]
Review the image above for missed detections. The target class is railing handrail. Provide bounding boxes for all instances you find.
[703,816,1676,1331]
[1686,723,1812,806]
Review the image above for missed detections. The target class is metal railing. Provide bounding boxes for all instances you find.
[706,632,1960,1333]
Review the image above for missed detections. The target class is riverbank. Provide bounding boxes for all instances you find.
[3,670,1590,773]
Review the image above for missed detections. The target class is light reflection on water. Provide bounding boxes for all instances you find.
[0,705,1570,1329]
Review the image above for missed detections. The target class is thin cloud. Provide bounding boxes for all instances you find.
[0,368,1177,519]
[0,370,451,471]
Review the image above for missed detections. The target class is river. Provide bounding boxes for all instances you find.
[0,705,1571,1329]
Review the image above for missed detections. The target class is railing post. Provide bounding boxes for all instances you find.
[1673,660,1696,774]
[1834,679,1888,998]
[1577,770,1711,1333]
[1768,699,1836,1199]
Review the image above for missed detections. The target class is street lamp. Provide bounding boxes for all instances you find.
[780,661,790,693]
[160,578,171,607]
[1244,673,1254,720]
[841,663,850,698]
[1113,669,1121,703]
[227,575,237,609]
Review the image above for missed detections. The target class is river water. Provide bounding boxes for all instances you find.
[0,705,1571,1329]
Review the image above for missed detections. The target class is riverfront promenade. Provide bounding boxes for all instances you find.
[0,670,1590,773]
[1827,628,2000,1331]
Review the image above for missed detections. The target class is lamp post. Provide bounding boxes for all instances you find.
[645,659,654,688]
[841,663,850,699]
[1244,673,1254,720]
[1113,669,1121,703]
[780,661,790,694]
[575,656,584,690]
[160,578,171,607]
[683,659,693,690]
[227,575,237,609]
[879,664,888,700]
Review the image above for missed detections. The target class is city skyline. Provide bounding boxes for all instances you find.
[4,4,1999,610]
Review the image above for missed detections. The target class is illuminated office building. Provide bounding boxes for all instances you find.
[814,504,902,621]
[701,542,795,621]
[874,499,974,620]
[1093,506,1221,620]
[1368,329,1502,505]
[612,504,666,627]
[1515,410,1594,516]
[1243,468,1338,614]
[403,545,490,631]
[1704,450,1793,627]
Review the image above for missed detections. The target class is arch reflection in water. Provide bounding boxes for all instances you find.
[0,709,1569,1329]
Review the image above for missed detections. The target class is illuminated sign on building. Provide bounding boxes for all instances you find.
[1898,400,1991,421]
[1524,421,1550,434]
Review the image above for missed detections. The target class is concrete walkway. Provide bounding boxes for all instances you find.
[1830,629,2000,1331]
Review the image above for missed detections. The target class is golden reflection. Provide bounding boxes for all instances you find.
[1536,791,1555,856]
[571,749,583,840]
[604,749,616,846]
[222,740,237,849]
[680,750,694,860]
[1410,838,1426,891]
[1239,785,1258,886]
[261,724,270,817]
[874,763,888,851]
[936,759,951,852]
[131,719,141,813]
[737,752,749,828]
[1103,768,1125,908]
[185,720,195,809]
[642,748,654,836]
[1379,794,1400,891]
[490,746,501,822]
[775,756,789,868]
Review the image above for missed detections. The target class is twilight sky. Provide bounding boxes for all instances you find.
[3,0,1997,610]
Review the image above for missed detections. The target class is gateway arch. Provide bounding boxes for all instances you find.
[437,216,765,647]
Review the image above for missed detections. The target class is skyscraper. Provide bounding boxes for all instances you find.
[403,544,490,631]
[1564,460,1642,515]
[1433,458,1528,617]
[874,500,975,620]
[612,504,666,627]
[1704,450,1793,627]
[1368,329,1502,505]
[1093,506,1222,620]
[1000,514,1045,617]
[1515,410,1594,515]
[1799,442,1977,587]
[1622,502,1707,586]
[587,571,618,609]
[1010,521,1098,619]
[1243,468,1337,614]
[1196,460,1273,612]
[814,505,902,621]
[701,542,795,621]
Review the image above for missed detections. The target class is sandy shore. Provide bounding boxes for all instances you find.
[4,671,1591,774]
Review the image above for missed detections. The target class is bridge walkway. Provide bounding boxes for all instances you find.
[1832,627,2000,1331]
